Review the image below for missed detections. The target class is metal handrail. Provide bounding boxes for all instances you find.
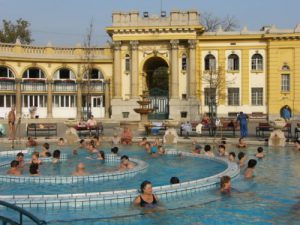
[0,200,47,225]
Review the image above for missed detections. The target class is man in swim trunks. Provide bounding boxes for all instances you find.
[8,105,16,140]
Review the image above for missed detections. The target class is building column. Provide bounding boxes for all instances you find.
[76,81,82,119]
[188,40,197,98]
[170,40,179,99]
[15,78,21,118]
[104,79,111,118]
[113,41,122,98]
[130,40,139,98]
[47,80,53,118]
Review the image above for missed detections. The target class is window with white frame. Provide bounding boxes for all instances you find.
[281,74,290,92]
[251,54,263,71]
[55,69,75,80]
[0,67,14,78]
[125,54,130,72]
[181,54,187,71]
[204,54,216,71]
[251,88,263,105]
[204,88,216,106]
[228,88,240,106]
[23,95,47,108]
[0,95,15,107]
[228,54,239,71]
[53,95,76,108]
[83,69,104,80]
[22,68,45,79]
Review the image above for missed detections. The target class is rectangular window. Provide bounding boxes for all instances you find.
[228,88,240,106]
[0,95,4,107]
[71,96,76,107]
[204,88,216,106]
[281,74,290,92]
[54,96,59,107]
[251,88,263,105]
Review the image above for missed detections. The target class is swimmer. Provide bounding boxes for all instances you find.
[30,152,42,165]
[16,152,25,168]
[73,139,86,155]
[7,160,21,176]
[25,136,37,147]
[204,145,215,157]
[238,152,246,168]
[52,149,61,164]
[29,163,40,176]
[87,141,98,154]
[237,138,247,148]
[152,138,161,147]
[119,155,135,170]
[145,142,152,154]
[193,144,202,154]
[228,152,236,162]
[93,135,101,147]
[151,146,158,157]
[111,146,119,155]
[138,137,147,146]
[220,176,231,194]
[57,137,65,146]
[158,145,166,155]
[73,163,89,176]
[40,143,50,157]
[218,145,228,157]
[255,147,265,159]
[97,150,105,160]
[170,177,180,184]
[244,159,257,179]
[134,180,158,208]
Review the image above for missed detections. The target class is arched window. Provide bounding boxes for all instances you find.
[181,54,187,71]
[84,69,104,80]
[22,68,45,79]
[0,66,15,78]
[54,68,75,80]
[204,54,216,71]
[251,54,263,71]
[125,54,130,72]
[228,54,239,71]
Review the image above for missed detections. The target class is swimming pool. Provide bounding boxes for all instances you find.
[0,144,299,225]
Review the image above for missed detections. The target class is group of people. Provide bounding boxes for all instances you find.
[139,137,166,156]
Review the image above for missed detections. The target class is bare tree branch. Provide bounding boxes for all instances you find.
[201,12,239,32]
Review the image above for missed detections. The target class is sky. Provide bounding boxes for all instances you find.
[0,0,300,47]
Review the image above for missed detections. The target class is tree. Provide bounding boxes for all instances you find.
[201,12,239,32]
[201,66,235,135]
[0,18,34,44]
[81,21,95,120]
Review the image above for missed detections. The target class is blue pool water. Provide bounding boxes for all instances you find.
[1,144,300,225]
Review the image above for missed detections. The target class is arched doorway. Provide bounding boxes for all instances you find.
[143,57,169,120]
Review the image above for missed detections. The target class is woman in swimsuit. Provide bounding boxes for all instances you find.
[134,180,158,208]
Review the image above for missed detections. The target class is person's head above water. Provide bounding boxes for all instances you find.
[140,180,152,194]
[247,159,257,168]
[170,177,180,184]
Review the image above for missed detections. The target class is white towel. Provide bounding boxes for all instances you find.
[196,123,203,134]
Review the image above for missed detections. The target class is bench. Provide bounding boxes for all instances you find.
[180,119,239,137]
[256,122,273,137]
[256,122,292,138]
[27,123,57,138]
[144,123,167,136]
[74,123,103,137]
[295,123,300,139]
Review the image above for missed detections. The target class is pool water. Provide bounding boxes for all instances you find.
[1,144,300,225]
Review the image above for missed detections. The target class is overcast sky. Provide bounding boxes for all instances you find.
[1,0,300,46]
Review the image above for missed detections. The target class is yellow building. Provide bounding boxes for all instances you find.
[0,10,299,121]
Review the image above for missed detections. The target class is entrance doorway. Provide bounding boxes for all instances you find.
[143,57,169,120]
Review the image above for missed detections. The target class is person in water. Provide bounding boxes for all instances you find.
[134,180,158,208]
[119,155,135,170]
[244,159,257,179]
[7,160,21,176]
[52,149,61,164]
[255,147,265,159]
[238,152,246,168]
[220,176,231,194]
[73,163,89,176]
[237,138,247,148]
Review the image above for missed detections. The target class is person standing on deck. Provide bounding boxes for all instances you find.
[8,105,16,140]
[236,112,248,138]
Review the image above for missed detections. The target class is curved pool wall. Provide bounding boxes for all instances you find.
[0,153,148,184]
[0,150,240,209]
